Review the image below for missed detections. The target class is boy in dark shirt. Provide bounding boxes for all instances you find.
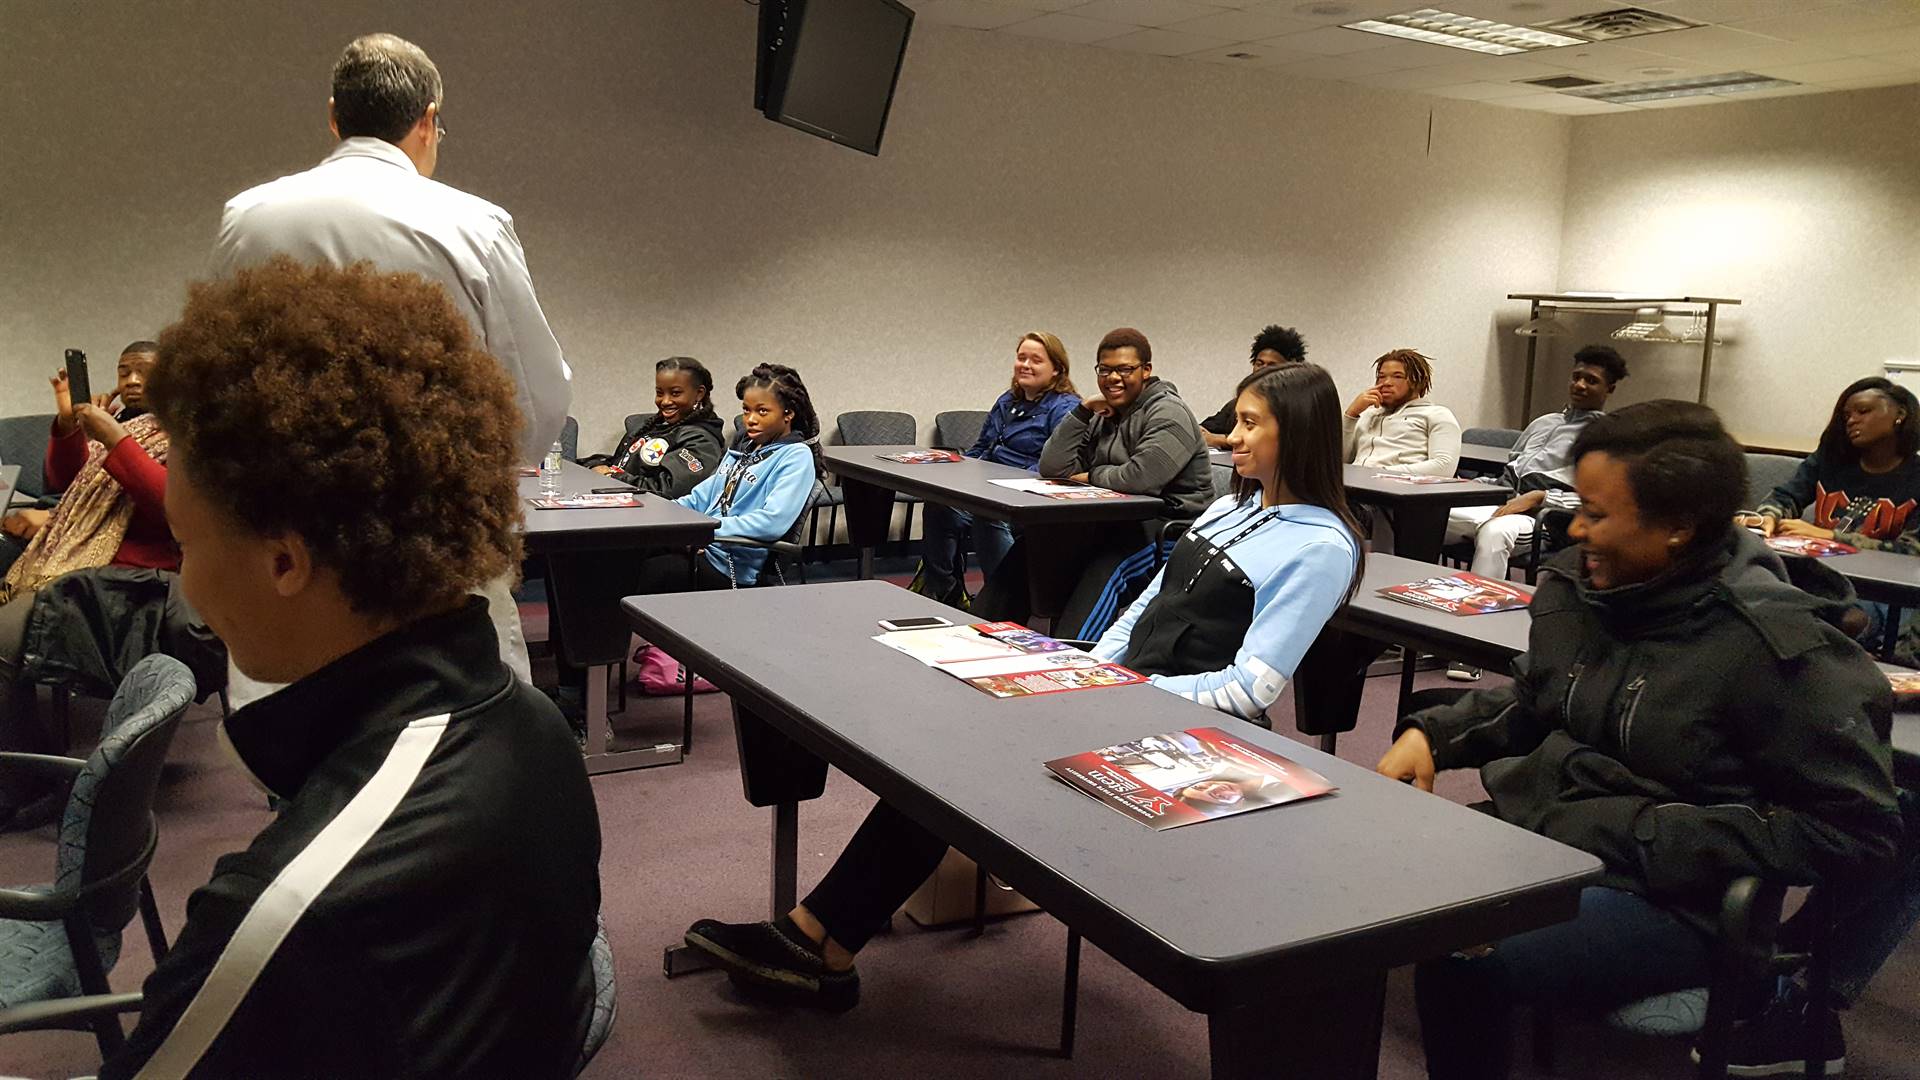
[1200,325,1306,450]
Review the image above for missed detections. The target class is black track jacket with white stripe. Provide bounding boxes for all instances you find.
[103,598,602,1079]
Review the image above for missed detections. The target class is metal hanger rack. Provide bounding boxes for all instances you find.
[1509,292,1740,419]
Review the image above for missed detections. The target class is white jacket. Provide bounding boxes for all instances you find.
[1343,398,1462,477]
[211,138,571,465]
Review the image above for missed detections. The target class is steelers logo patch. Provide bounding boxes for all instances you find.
[639,438,670,467]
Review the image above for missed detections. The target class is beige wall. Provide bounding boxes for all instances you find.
[0,1,1569,453]
[1558,84,1920,451]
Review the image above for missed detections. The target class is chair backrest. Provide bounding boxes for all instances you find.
[836,411,915,447]
[1462,426,1523,450]
[933,410,989,452]
[559,416,580,460]
[60,655,195,945]
[1744,451,1804,511]
[623,413,651,439]
[0,413,55,499]
[729,414,744,444]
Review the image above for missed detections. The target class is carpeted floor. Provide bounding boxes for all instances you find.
[6,574,1918,1078]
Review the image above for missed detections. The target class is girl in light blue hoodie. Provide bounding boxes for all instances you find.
[676,363,822,587]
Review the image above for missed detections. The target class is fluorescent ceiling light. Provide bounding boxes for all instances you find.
[1564,70,1798,104]
[1343,8,1588,55]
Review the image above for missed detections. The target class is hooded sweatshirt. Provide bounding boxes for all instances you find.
[1342,398,1462,477]
[579,410,726,499]
[1037,377,1212,520]
[1399,529,1902,935]
[1092,495,1359,721]
[676,434,816,584]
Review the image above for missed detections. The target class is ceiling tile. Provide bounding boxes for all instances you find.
[1067,0,1234,27]
[1821,72,1920,89]
[1345,39,1478,69]
[998,11,1138,42]
[1414,53,1567,81]
[1270,51,1403,77]
[1160,7,1325,39]
[1637,0,1851,23]
[1261,24,1395,54]
[1627,26,1786,59]
[1751,55,1907,82]
[1093,26,1239,54]
[1688,41,1849,70]
[1423,80,1544,98]
[1181,40,1320,64]
[1346,66,1481,89]
[1831,24,1920,56]
[1243,0,1413,25]
[1726,5,1920,42]
[911,0,1055,29]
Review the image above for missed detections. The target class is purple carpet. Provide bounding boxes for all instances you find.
[6,599,1917,1078]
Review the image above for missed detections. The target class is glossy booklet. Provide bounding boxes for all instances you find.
[872,621,1145,697]
[1378,572,1531,615]
[527,492,642,510]
[986,478,1127,500]
[877,450,963,464]
[1046,727,1335,831]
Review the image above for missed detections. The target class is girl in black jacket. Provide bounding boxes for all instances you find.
[581,356,725,498]
[1378,401,1903,1080]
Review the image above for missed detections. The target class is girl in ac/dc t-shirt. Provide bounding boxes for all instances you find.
[1758,377,1920,555]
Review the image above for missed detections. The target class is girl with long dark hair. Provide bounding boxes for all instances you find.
[676,363,1364,1010]
[1752,376,1920,554]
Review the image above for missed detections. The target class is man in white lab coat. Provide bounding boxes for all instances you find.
[211,32,570,696]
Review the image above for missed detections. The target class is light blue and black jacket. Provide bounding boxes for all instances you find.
[1091,495,1360,721]
[676,435,816,584]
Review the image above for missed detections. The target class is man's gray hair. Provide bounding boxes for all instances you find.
[331,33,443,144]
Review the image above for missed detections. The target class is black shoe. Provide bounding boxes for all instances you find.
[1694,984,1845,1077]
[684,918,860,1012]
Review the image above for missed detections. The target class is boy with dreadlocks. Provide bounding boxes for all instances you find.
[1342,347,1462,478]
[1201,324,1307,450]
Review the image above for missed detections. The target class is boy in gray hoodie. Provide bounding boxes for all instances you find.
[974,327,1211,640]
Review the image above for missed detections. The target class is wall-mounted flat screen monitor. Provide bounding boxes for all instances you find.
[758,0,914,156]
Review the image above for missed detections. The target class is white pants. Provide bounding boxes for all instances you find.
[1444,505,1535,579]
[225,570,532,711]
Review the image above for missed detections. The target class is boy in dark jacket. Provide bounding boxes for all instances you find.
[1378,401,1901,1080]
[105,257,603,1079]
[975,327,1211,640]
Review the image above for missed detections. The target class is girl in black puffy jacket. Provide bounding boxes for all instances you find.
[581,356,725,498]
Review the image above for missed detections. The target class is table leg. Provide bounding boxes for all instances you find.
[1387,504,1451,564]
[583,662,683,776]
[838,475,896,580]
[1399,646,1418,716]
[1023,521,1101,626]
[771,800,799,915]
[1208,967,1386,1080]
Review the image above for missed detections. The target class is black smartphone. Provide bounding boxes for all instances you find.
[63,348,91,407]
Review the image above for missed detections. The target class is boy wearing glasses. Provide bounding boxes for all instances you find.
[974,327,1212,640]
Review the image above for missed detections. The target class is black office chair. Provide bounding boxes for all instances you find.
[1457,426,1521,480]
[0,655,195,1059]
[0,413,58,508]
[832,411,920,545]
[932,410,989,452]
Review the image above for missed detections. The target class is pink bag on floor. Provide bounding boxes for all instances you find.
[632,643,717,696]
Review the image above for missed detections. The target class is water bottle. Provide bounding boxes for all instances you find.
[540,440,563,496]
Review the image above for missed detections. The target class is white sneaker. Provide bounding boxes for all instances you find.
[1446,663,1481,682]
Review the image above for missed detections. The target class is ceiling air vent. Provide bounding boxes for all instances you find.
[1537,7,1702,42]
[1523,74,1607,89]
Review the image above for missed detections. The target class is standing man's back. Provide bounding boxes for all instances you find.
[211,32,571,465]
[211,33,569,690]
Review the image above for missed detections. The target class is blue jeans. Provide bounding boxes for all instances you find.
[919,502,1014,598]
[1415,886,1713,1080]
